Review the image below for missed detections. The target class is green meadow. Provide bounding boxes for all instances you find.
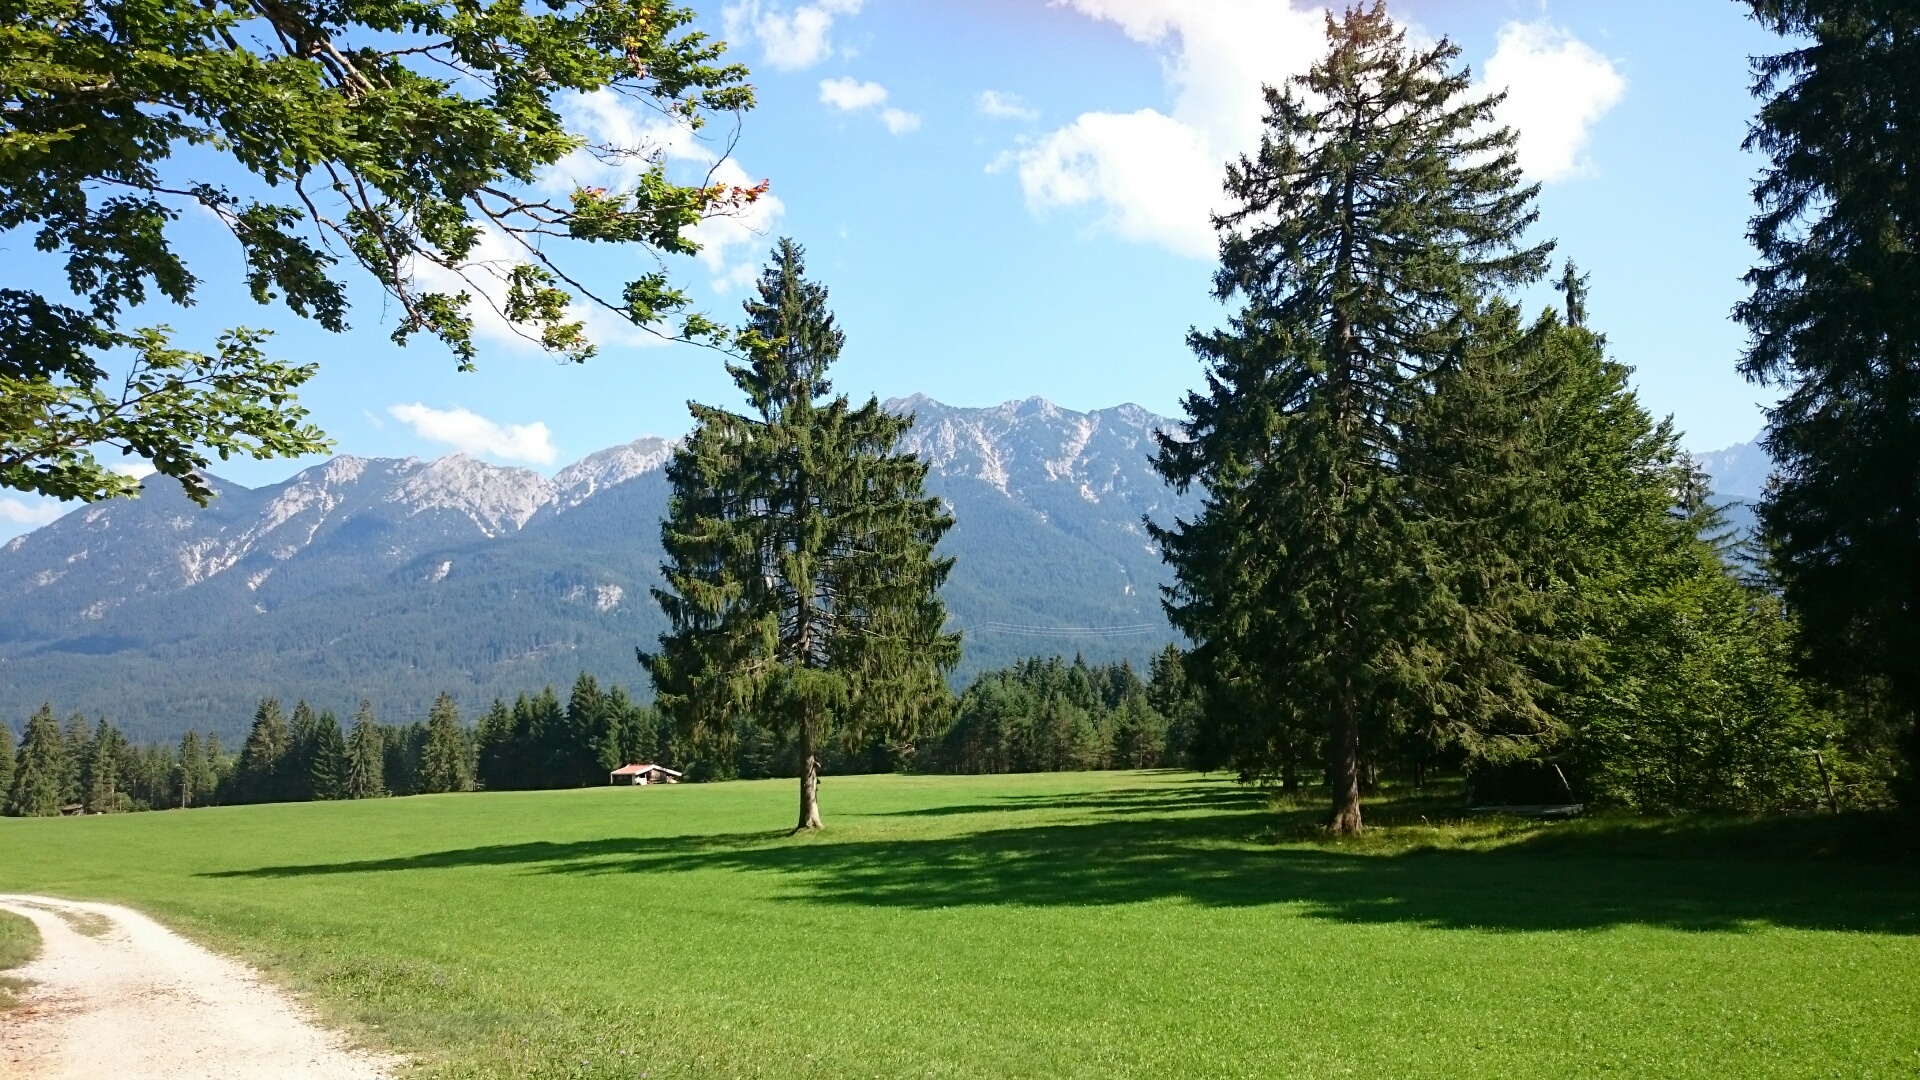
[2,771,1917,1078]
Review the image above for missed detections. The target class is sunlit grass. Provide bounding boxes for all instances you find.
[0,907,38,1008]
[1,771,1916,1078]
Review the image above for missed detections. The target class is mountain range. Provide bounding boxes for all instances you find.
[0,397,1198,741]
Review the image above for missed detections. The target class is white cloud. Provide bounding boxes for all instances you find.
[817,77,920,135]
[1483,21,1626,182]
[0,497,64,527]
[1009,0,1326,259]
[108,460,157,480]
[725,0,863,72]
[1009,5,1621,258]
[819,76,888,111]
[388,404,559,465]
[1005,109,1219,258]
[977,90,1039,122]
[540,89,711,197]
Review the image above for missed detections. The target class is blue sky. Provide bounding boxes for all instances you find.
[2,0,1782,540]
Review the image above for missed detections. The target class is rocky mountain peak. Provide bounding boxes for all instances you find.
[551,436,677,511]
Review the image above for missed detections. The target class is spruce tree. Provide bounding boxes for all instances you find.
[647,239,959,831]
[0,721,13,802]
[346,702,386,799]
[61,713,93,807]
[236,698,289,804]
[308,710,349,800]
[203,734,231,805]
[1736,0,1920,765]
[419,693,470,794]
[81,718,127,813]
[1152,6,1549,833]
[178,731,205,809]
[473,699,515,792]
[7,705,67,817]
[285,701,322,801]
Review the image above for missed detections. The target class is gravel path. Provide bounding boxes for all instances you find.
[0,895,398,1080]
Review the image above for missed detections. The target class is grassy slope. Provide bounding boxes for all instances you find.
[0,771,1916,1079]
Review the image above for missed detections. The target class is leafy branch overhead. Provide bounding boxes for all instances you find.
[2,0,760,503]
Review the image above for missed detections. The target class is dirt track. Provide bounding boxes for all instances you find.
[0,895,397,1080]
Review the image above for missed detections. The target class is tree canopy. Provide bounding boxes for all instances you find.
[2,0,758,504]
[646,239,958,830]
[1736,0,1920,755]
[1153,5,1549,833]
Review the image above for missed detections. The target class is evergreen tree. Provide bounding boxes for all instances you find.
[560,675,615,786]
[308,710,349,800]
[346,702,386,800]
[284,701,322,801]
[1735,0,1920,777]
[0,721,13,802]
[647,239,960,831]
[235,698,289,804]
[7,705,67,817]
[178,731,206,809]
[81,718,127,813]
[473,699,517,792]
[201,734,232,806]
[61,713,93,807]
[1152,6,1550,832]
[419,693,470,794]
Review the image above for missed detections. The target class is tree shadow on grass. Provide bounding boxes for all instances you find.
[207,780,1920,936]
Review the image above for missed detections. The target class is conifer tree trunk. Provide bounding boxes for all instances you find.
[1328,687,1363,834]
[796,715,823,832]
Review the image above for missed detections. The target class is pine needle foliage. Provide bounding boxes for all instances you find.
[420,693,470,794]
[6,705,66,816]
[1736,0,1920,764]
[0,719,13,800]
[346,701,386,800]
[235,697,289,804]
[646,239,958,831]
[308,709,349,801]
[1152,5,1550,833]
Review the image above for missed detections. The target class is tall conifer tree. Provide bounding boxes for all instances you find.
[0,721,13,801]
[308,710,349,800]
[285,701,322,801]
[236,698,289,804]
[1736,0,1920,764]
[61,713,92,806]
[7,705,66,817]
[81,718,127,813]
[1153,6,1549,832]
[346,702,386,799]
[420,693,470,794]
[178,731,206,809]
[647,239,959,831]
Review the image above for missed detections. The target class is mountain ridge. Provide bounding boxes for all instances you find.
[1,398,1195,740]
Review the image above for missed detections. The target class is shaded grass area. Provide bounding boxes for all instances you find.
[2,771,1918,1078]
[0,907,40,1008]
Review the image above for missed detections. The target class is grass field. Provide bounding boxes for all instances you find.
[1,771,1917,1078]
[0,906,38,1008]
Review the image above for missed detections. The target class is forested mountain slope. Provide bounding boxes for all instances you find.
[1,399,1197,740]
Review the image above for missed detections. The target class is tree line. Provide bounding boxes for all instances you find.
[1,677,649,815]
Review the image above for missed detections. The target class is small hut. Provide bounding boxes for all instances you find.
[609,763,683,786]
